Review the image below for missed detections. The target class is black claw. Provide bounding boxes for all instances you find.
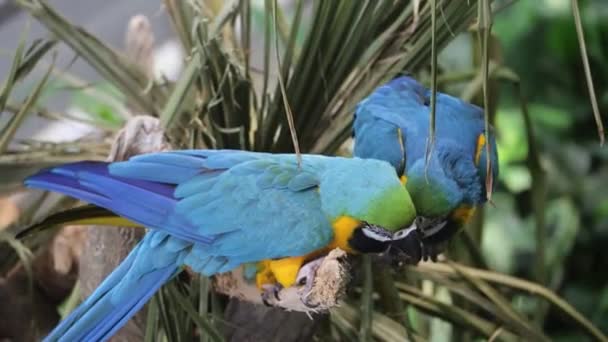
[297,276,307,286]
[262,296,273,307]
[303,298,320,309]
[261,284,283,307]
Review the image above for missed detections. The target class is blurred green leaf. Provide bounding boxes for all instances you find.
[482,192,534,274]
[0,56,54,152]
[17,0,168,115]
[529,103,574,132]
[0,29,28,113]
[495,107,528,165]
[545,198,580,276]
[501,165,532,193]
[70,82,125,127]
[493,1,538,45]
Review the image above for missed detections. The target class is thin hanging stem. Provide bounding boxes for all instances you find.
[571,0,604,145]
[479,0,494,201]
[425,0,438,176]
[273,0,301,167]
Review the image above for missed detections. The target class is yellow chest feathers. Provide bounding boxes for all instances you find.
[328,216,362,253]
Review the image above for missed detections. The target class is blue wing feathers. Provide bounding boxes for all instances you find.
[353,116,405,173]
[173,173,224,198]
[287,172,319,191]
[80,266,176,342]
[25,150,334,268]
[77,173,172,212]
[45,244,140,341]
[358,76,487,156]
[130,151,210,167]
[25,176,112,209]
[109,161,201,184]
[25,162,215,245]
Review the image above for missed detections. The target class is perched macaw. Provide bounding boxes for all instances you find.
[24,149,418,341]
[353,76,498,260]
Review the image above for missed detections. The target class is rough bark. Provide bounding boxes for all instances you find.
[0,227,82,342]
[223,301,327,342]
[219,249,349,341]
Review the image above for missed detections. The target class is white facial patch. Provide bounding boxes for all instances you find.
[421,220,447,238]
[362,227,392,242]
[393,223,418,240]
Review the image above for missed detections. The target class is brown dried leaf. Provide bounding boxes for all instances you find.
[0,197,19,229]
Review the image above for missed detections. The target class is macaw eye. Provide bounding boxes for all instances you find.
[393,222,417,240]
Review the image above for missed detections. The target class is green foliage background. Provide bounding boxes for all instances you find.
[0,0,607,341]
[484,0,608,337]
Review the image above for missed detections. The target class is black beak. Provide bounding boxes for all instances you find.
[387,216,460,266]
[351,224,393,254]
[387,229,423,266]
[419,218,461,245]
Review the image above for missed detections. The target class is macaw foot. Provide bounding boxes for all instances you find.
[297,249,349,310]
[252,249,349,312]
[259,258,322,309]
[295,257,324,308]
[261,283,283,307]
[387,239,447,266]
[421,241,447,262]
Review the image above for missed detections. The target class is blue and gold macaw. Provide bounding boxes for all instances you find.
[353,76,498,261]
[24,149,418,341]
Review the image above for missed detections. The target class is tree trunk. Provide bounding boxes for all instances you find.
[223,300,327,342]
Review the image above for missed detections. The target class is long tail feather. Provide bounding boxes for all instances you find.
[25,161,213,245]
[44,233,182,342]
[16,205,139,239]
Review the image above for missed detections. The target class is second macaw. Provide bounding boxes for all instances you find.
[353,76,499,260]
[24,149,418,341]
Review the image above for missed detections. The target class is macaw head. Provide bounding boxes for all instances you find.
[388,141,494,262]
[318,157,419,258]
[352,76,499,262]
